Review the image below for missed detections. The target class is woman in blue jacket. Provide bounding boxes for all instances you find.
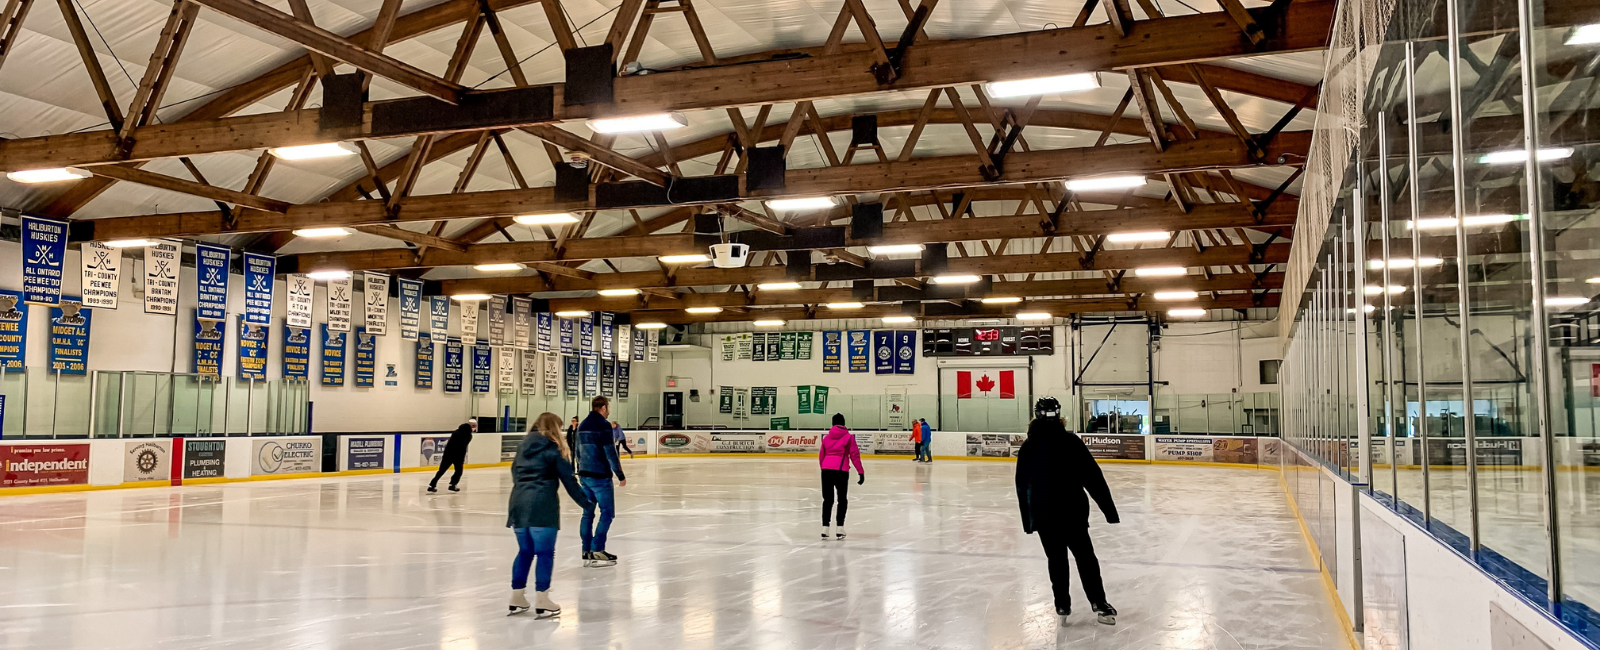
[506,412,593,617]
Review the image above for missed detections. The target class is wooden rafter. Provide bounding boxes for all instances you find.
[56,0,124,130]
[0,0,34,75]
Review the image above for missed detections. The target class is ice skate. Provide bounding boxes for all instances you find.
[821,525,830,539]
[1056,603,1071,617]
[834,526,846,540]
[1092,602,1117,625]
[534,591,561,618]
[584,551,616,567]
[447,485,460,492]
[507,589,530,616]
[593,550,619,562]
[426,485,437,493]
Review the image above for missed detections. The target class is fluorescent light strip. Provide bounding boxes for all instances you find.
[6,167,91,183]
[660,254,711,264]
[1478,147,1574,165]
[756,282,802,291]
[825,302,864,309]
[269,142,358,160]
[473,263,524,272]
[1106,231,1170,243]
[1364,285,1407,295]
[293,227,352,238]
[931,274,982,284]
[985,73,1099,99]
[1408,214,1519,230]
[306,270,351,281]
[554,310,590,317]
[513,212,580,225]
[1015,312,1052,320]
[587,112,688,134]
[1546,296,1591,307]
[1368,257,1443,269]
[1134,266,1187,277]
[635,322,668,329]
[867,244,925,255]
[598,288,640,297]
[766,197,836,211]
[753,319,785,327]
[685,307,723,314]
[1168,308,1207,317]
[981,297,1022,304]
[1065,175,1146,192]
[453,293,492,302]
[882,316,916,324]
[1569,23,1600,45]
[1153,290,1199,301]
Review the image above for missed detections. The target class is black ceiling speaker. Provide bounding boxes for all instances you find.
[850,115,879,147]
[901,300,921,316]
[853,279,875,300]
[563,44,615,106]
[694,213,723,236]
[851,202,884,240]
[786,250,811,280]
[745,145,786,191]
[554,162,589,203]
[920,243,949,275]
[319,73,366,129]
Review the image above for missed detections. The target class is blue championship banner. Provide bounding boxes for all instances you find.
[617,362,631,399]
[415,333,434,389]
[894,330,917,374]
[398,278,423,341]
[579,315,595,358]
[283,325,310,380]
[559,317,574,354]
[472,345,491,393]
[582,357,599,396]
[601,359,616,396]
[599,312,614,360]
[21,216,67,305]
[320,324,346,387]
[633,326,647,361]
[195,315,224,379]
[563,356,580,397]
[536,312,553,352]
[821,330,842,373]
[848,330,870,373]
[242,252,275,325]
[0,290,27,370]
[49,298,90,375]
[237,317,267,380]
[429,295,450,333]
[443,338,463,393]
[873,330,894,375]
[195,243,231,321]
[354,327,376,387]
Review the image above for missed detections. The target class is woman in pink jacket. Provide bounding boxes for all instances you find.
[818,413,864,540]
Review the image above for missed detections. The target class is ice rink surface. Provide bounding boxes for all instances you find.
[0,456,1348,649]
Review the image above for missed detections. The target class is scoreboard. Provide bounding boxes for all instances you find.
[921,327,1053,357]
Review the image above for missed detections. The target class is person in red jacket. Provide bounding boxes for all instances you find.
[817,413,864,540]
[909,424,923,462]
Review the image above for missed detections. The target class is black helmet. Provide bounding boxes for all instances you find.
[1034,397,1062,419]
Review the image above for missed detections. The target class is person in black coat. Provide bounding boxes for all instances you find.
[428,419,476,493]
[506,412,593,617]
[1015,397,1120,625]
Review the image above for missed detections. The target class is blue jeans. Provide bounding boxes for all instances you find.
[920,439,932,460]
[579,477,616,553]
[512,527,557,591]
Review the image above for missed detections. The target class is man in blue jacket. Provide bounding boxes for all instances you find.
[576,395,627,567]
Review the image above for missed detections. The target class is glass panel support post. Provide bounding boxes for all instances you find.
[1444,0,1481,551]
[1406,39,1433,526]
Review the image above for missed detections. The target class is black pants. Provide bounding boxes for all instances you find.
[429,454,464,488]
[1037,526,1106,607]
[821,469,850,526]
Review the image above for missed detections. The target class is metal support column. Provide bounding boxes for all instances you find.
[1378,113,1401,498]
[1445,0,1482,550]
[1406,40,1433,525]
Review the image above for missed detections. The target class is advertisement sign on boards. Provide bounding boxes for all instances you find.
[346,437,386,470]
[0,444,90,487]
[1081,434,1147,460]
[420,436,452,465]
[253,438,321,475]
[123,440,171,483]
[184,439,226,479]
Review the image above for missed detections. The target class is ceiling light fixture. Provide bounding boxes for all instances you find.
[766,197,836,212]
[1168,308,1207,317]
[985,72,1100,98]
[103,239,156,248]
[1015,312,1052,320]
[757,282,802,291]
[306,270,351,281]
[598,288,640,297]
[753,319,785,327]
[6,167,91,183]
[1065,175,1146,192]
[660,254,712,264]
[931,274,982,284]
[1568,23,1600,45]
[587,112,689,134]
[1546,296,1592,307]
[1364,285,1407,295]
[269,142,359,160]
[826,302,864,309]
[1134,266,1187,277]
[1368,257,1444,269]
[513,212,580,225]
[635,322,668,329]
[473,263,524,272]
[1408,214,1520,230]
[867,244,925,255]
[685,307,723,314]
[981,297,1022,304]
[882,316,916,324]
[293,227,352,238]
[1153,290,1199,301]
[453,293,492,302]
[1107,231,1171,243]
[1587,277,1600,284]
[555,310,590,318]
[1478,147,1574,165]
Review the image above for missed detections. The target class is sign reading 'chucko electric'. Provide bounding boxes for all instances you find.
[253,438,321,475]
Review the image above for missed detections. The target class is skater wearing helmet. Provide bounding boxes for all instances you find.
[1015,397,1120,625]
[818,413,864,540]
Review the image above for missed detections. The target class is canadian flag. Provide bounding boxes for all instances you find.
[957,370,1014,399]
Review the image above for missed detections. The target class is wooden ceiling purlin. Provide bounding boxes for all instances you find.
[0,0,1339,173]
[620,292,1280,324]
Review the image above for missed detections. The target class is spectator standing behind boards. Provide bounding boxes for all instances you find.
[575,396,627,567]
[506,412,593,618]
[1015,397,1120,625]
[919,418,934,463]
[817,413,864,540]
[428,418,476,493]
[612,420,635,458]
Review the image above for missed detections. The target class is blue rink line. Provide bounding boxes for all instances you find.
[614,534,1320,575]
